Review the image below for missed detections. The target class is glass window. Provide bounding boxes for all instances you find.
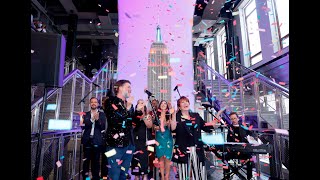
[206,41,215,80]
[217,27,227,78]
[244,0,262,65]
[268,0,289,50]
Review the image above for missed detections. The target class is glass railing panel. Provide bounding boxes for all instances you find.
[43,92,58,131]
[59,80,73,121]
[257,81,279,129]
[281,95,289,130]
[83,81,92,112]
[239,77,258,126]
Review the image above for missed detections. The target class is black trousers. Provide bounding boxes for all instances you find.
[82,139,101,180]
[100,143,108,178]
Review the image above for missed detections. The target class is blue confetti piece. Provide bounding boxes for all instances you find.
[86,177,90,180]
[211,97,216,101]
[244,52,252,56]
[169,5,173,8]
[186,123,192,126]
[116,112,123,117]
[127,118,132,120]
[60,156,64,160]
[256,72,261,77]
[241,125,249,130]
[198,139,202,141]
[194,124,198,128]
[279,65,284,69]
[268,91,273,95]
[229,56,236,62]
[221,89,228,93]
[111,160,114,163]
[205,97,208,101]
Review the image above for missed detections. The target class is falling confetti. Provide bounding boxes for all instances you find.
[125,13,131,18]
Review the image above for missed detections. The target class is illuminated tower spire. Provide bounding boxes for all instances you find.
[156,25,162,42]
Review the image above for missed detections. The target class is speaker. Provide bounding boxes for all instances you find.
[31,32,66,87]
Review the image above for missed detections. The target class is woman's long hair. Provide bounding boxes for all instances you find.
[157,100,171,121]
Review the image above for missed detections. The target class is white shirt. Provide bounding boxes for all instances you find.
[90,109,98,136]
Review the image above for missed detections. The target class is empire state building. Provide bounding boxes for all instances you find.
[148,26,171,102]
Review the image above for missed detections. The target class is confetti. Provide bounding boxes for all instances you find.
[160,89,168,93]
[146,140,156,145]
[126,150,132,154]
[56,160,62,167]
[232,11,239,16]
[125,13,131,18]
[36,177,44,180]
[117,160,123,165]
[147,146,154,152]
[111,104,118,110]
[105,149,116,157]
[31,49,34,53]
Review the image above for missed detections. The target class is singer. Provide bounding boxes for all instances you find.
[171,96,216,180]
[103,79,139,180]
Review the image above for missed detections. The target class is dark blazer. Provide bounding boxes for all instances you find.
[227,124,252,143]
[81,110,106,146]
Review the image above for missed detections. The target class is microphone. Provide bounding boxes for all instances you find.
[174,85,178,91]
[144,89,154,97]
[92,82,100,87]
[201,102,213,109]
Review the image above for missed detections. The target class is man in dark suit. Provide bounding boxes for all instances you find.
[80,97,106,180]
[223,112,253,180]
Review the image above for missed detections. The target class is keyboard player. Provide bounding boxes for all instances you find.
[223,112,254,180]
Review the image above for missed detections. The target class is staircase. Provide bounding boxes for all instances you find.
[198,61,289,130]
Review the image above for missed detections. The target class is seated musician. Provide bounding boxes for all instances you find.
[223,112,253,180]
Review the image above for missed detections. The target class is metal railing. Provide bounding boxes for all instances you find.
[203,128,289,179]
[199,61,289,130]
[199,60,289,179]
[31,130,82,180]
[31,59,114,133]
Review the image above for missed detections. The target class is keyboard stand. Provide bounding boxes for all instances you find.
[223,159,249,180]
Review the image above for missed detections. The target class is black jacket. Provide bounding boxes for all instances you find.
[172,111,214,163]
[81,110,106,146]
[104,96,135,147]
[227,124,253,143]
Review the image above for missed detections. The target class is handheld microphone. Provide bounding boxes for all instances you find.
[92,82,101,87]
[144,89,154,97]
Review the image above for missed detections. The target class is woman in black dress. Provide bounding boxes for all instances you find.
[131,99,153,180]
[171,96,217,180]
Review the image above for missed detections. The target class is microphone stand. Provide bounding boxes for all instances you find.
[147,94,160,126]
[78,84,99,105]
[175,87,181,97]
